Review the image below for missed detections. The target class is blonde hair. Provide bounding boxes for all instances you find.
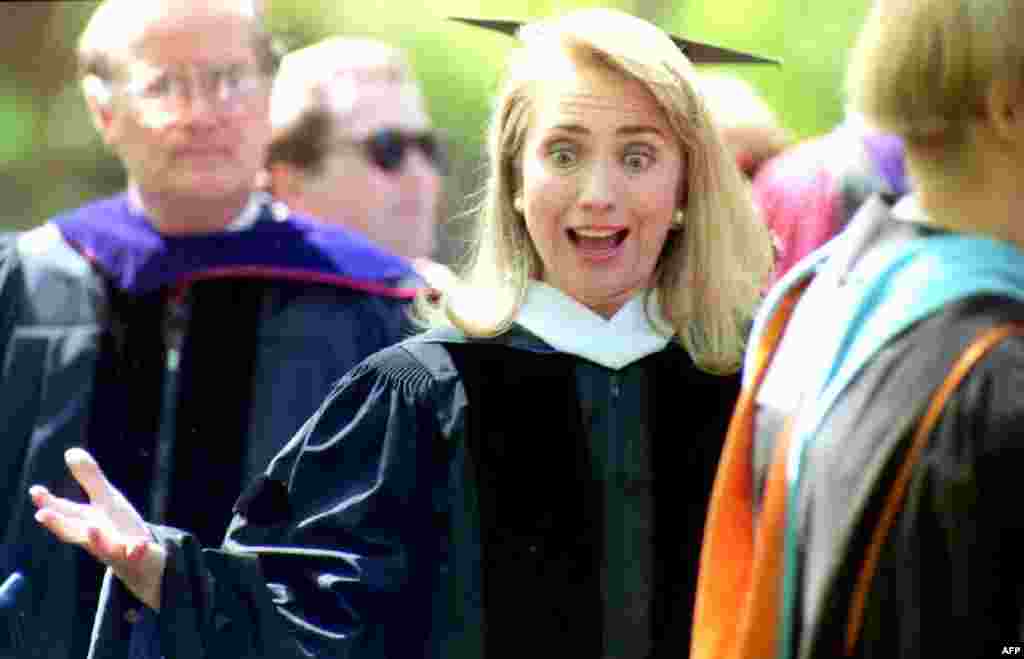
[417,8,773,373]
[847,0,1024,150]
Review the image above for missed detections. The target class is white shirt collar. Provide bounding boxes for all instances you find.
[127,188,269,233]
[226,191,271,231]
[515,281,674,370]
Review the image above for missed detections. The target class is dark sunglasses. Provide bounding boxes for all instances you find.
[338,129,449,175]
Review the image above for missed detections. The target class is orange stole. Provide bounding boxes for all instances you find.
[690,278,811,659]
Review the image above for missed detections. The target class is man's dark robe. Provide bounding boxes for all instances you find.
[0,194,417,659]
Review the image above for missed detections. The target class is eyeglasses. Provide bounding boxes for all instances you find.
[116,62,269,115]
[334,130,449,175]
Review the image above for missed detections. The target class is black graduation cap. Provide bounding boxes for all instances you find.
[449,16,780,66]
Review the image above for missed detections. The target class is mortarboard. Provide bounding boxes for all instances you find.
[448,16,780,66]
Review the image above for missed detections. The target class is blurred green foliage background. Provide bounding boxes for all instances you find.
[0,0,871,255]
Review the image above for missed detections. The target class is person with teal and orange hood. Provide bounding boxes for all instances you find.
[693,1,1024,657]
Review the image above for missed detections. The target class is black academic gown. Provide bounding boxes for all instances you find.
[0,195,415,659]
[752,201,1024,658]
[89,326,739,659]
[790,297,1024,658]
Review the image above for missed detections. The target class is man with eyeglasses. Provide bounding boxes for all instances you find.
[0,2,417,657]
[265,37,454,289]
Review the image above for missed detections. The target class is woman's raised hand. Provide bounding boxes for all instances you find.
[30,448,166,610]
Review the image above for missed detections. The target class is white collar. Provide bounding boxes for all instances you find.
[515,281,673,370]
[127,188,269,233]
[226,191,272,231]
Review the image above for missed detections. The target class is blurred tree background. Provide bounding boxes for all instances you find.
[0,0,870,263]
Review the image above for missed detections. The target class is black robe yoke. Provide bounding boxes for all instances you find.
[90,327,739,658]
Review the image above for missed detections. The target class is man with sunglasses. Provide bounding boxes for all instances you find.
[0,3,417,658]
[265,37,453,288]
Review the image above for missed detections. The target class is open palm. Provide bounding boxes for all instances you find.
[30,448,166,610]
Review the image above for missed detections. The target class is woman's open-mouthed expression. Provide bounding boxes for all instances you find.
[518,60,685,318]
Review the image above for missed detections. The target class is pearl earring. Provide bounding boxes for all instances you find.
[513,195,524,214]
[671,209,685,228]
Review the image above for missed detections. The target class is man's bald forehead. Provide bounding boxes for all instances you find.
[79,0,261,68]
